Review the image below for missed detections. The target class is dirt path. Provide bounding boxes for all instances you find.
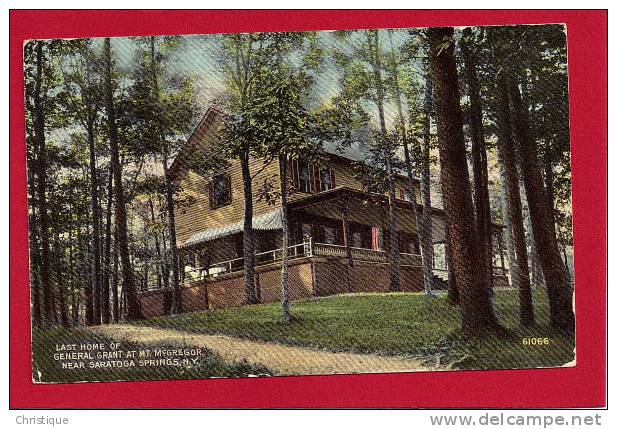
[89,324,439,376]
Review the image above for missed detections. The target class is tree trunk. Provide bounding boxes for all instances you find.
[111,229,119,322]
[33,41,56,327]
[101,170,113,324]
[440,150,459,305]
[53,233,69,327]
[387,29,433,295]
[67,219,76,325]
[428,27,499,336]
[159,215,170,289]
[420,65,436,295]
[71,291,79,326]
[497,139,518,287]
[104,38,142,321]
[149,37,182,314]
[148,197,163,290]
[162,149,182,314]
[279,156,291,322]
[496,77,534,326]
[461,29,494,297]
[543,146,557,239]
[508,77,574,332]
[28,165,43,327]
[87,119,102,325]
[241,153,258,304]
[525,204,545,288]
[368,30,400,292]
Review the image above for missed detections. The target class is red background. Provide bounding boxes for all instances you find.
[9,10,607,409]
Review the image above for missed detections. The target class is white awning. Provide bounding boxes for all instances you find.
[180,209,283,249]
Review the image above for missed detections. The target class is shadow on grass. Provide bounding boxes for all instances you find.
[138,289,575,371]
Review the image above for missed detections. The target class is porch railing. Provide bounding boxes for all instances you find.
[183,241,312,283]
[183,239,425,284]
[312,242,422,266]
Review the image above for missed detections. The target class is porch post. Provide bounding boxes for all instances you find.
[179,248,185,284]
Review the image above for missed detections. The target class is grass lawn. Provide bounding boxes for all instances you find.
[31,327,271,383]
[141,289,575,370]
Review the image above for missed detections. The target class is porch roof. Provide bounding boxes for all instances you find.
[288,186,419,235]
[180,208,283,249]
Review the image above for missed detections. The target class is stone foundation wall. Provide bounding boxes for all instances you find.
[138,256,509,318]
[139,258,315,317]
[140,289,172,319]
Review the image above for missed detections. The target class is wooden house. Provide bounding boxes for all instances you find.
[139,107,509,317]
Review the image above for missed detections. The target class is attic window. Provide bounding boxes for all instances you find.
[298,161,311,193]
[319,168,336,192]
[210,173,232,209]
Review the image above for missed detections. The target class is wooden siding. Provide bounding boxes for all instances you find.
[175,156,281,245]
[172,108,421,244]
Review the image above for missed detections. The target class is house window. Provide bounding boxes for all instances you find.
[324,226,337,244]
[210,173,231,209]
[319,168,336,192]
[352,232,362,248]
[399,233,418,254]
[298,161,312,193]
[291,159,337,194]
[401,188,415,202]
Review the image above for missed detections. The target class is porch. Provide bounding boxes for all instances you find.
[181,239,423,284]
[137,186,508,317]
[139,240,426,318]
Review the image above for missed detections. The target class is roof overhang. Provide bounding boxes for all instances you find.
[179,209,283,249]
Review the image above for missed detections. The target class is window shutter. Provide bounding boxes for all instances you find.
[224,174,232,205]
[330,169,336,189]
[291,159,299,189]
[371,226,380,250]
[208,180,214,209]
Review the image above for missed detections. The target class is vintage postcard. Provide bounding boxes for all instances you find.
[24,23,576,384]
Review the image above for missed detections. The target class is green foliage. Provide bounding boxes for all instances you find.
[126,36,196,160]
[218,32,326,165]
[475,24,572,245]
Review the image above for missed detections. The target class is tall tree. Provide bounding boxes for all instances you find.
[495,76,534,326]
[386,29,435,295]
[334,29,401,291]
[460,28,494,297]
[143,36,194,314]
[428,27,500,336]
[103,38,142,321]
[102,168,113,323]
[419,63,436,296]
[32,41,56,326]
[219,34,267,305]
[241,32,325,321]
[508,78,574,332]
[59,40,104,325]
